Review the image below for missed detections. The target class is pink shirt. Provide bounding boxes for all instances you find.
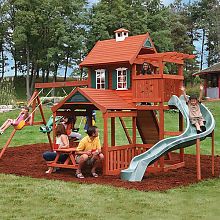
[12,113,29,126]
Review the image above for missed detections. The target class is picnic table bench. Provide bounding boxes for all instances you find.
[46,142,79,174]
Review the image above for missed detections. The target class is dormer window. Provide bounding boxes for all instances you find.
[116,68,127,90]
[95,69,105,89]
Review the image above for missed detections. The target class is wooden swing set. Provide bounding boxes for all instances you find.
[0,80,88,161]
[0,89,53,159]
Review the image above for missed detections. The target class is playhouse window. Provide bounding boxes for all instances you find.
[95,69,105,89]
[116,68,127,90]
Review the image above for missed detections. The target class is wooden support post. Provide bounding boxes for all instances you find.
[158,59,164,76]
[52,112,56,150]
[158,103,165,168]
[132,64,136,101]
[211,131,215,176]
[132,64,137,76]
[28,90,39,125]
[86,109,93,128]
[204,76,207,97]
[179,112,184,162]
[177,65,184,97]
[103,113,108,175]
[27,90,38,106]
[159,157,165,168]
[0,129,17,159]
[30,98,37,126]
[196,138,201,180]
[132,116,136,146]
[111,117,115,146]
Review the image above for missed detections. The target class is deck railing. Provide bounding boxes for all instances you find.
[106,144,151,175]
[133,74,183,102]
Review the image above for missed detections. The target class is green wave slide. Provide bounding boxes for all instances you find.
[120,95,215,182]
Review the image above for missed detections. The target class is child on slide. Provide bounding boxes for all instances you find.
[181,85,206,134]
[0,106,30,134]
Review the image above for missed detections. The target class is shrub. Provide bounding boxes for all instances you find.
[185,84,201,98]
[0,77,17,105]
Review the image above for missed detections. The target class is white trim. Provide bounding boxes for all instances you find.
[95,69,105,89]
[115,31,129,42]
[116,68,127,90]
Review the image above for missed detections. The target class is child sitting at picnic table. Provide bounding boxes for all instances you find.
[181,85,206,134]
[61,116,82,140]
[43,123,70,173]
[0,106,30,134]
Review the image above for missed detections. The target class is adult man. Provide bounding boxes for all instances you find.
[75,126,104,179]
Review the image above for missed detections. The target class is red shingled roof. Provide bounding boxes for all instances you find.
[80,33,156,67]
[52,88,136,113]
[114,28,129,33]
[193,62,220,76]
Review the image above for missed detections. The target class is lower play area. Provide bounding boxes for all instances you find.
[0,143,219,191]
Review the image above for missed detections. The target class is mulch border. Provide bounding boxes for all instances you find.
[0,143,219,191]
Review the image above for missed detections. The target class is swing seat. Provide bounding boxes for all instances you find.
[92,119,95,126]
[39,125,52,133]
[14,120,26,130]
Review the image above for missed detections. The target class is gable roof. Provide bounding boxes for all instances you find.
[193,62,220,76]
[52,88,136,113]
[80,33,157,67]
[114,28,129,33]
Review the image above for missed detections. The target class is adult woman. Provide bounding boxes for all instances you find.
[141,62,153,75]
[43,123,69,173]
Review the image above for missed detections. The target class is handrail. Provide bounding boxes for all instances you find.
[133,74,183,80]
[35,80,89,89]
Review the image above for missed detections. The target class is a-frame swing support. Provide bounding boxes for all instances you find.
[0,90,52,159]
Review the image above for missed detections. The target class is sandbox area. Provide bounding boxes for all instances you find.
[0,144,219,191]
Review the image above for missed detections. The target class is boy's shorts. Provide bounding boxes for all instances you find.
[190,116,204,125]
[75,155,94,165]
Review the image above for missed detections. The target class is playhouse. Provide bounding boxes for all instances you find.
[48,28,199,176]
[0,29,215,181]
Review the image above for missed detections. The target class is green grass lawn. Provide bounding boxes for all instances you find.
[0,174,219,220]
[0,101,219,219]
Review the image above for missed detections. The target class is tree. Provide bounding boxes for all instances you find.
[189,0,220,68]
[0,0,9,79]
[2,0,88,99]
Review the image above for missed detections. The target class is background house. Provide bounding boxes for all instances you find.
[194,62,220,99]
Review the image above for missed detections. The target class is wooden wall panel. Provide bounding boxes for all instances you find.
[164,78,182,101]
[133,79,161,102]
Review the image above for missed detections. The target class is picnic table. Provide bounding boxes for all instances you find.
[46,141,79,173]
